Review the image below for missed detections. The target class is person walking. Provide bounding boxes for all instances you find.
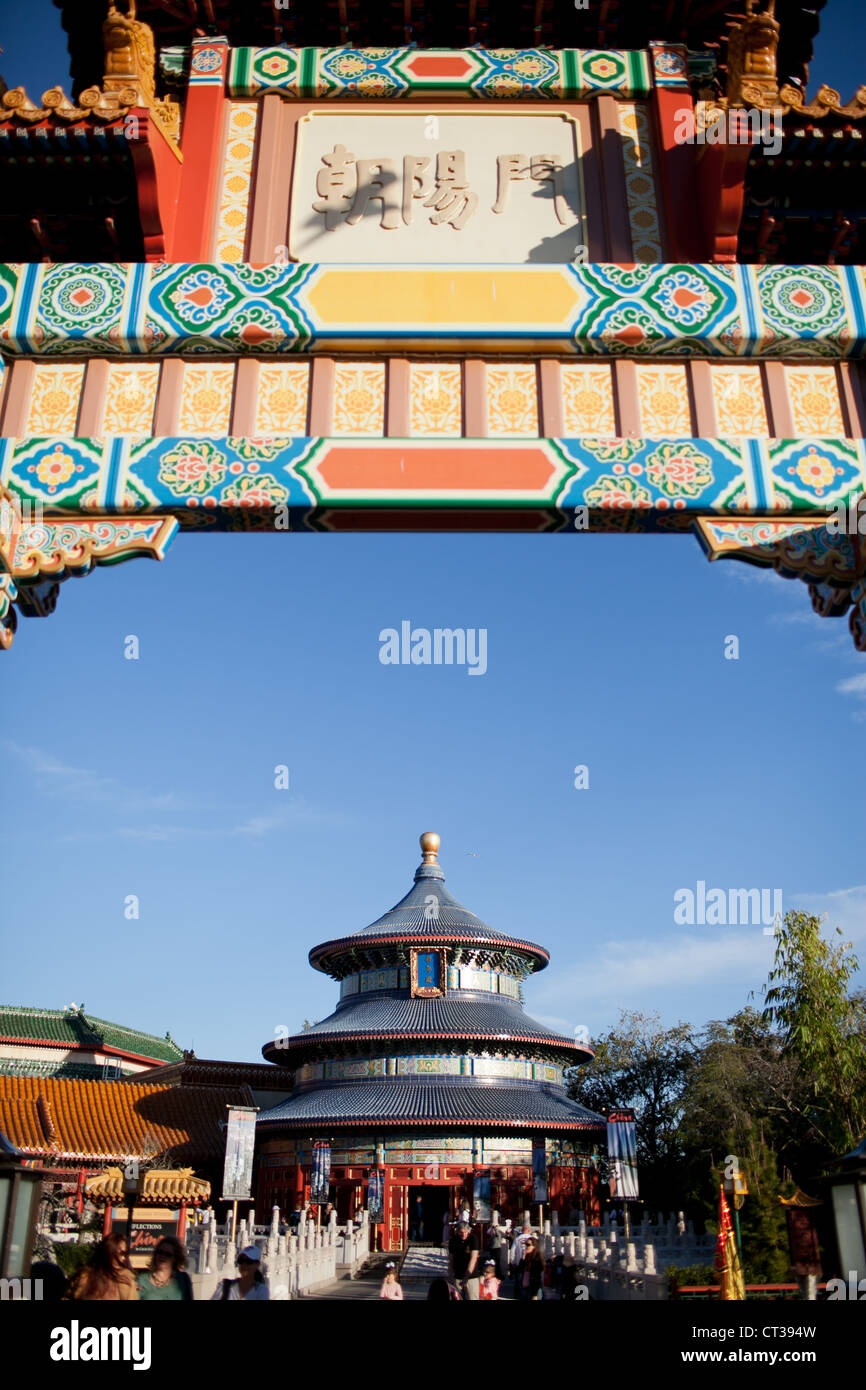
[136,1236,193,1301]
[211,1244,270,1300]
[448,1220,480,1300]
[516,1236,545,1301]
[379,1261,404,1299]
[66,1232,138,1301]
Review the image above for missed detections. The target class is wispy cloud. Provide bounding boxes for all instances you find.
[721,563,791,589]
[59,799,349,844]
[837,673,866,699]
[529,885,866,1031]
[4,741,180,813]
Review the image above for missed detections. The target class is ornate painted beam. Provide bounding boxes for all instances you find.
[1,263,864,360]
[2,436,864,528]
[224,47,654,100]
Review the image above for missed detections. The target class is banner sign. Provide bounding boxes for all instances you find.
[473,1172,491,1221]
[221,1106,258,1201]
[606,1110,639,1201]
[311,1141,332,1203]
[367,1169,384,1222]
[532,1138,547,1203]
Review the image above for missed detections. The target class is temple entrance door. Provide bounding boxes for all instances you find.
[407,1184,452,1244]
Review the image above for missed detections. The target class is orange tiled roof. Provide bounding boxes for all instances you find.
[85,1166,211,1205]
[0,1074,252,1164]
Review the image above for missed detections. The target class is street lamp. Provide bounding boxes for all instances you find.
[827,1137,866,1286]
[122,1164,144,1251]
[0,1130,42,1279]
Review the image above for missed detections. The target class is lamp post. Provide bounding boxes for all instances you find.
[0,1130,42,1280]
[826,1138,866,1290]
[122,1164,143,1253]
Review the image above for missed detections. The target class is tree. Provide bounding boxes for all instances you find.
[567,1010,697,1210]
[761,910,866,1156]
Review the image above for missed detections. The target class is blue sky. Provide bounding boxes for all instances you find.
[1,1,865,1061]
[3,533,865,1058]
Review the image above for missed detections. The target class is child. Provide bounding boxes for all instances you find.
[480,1259,500,1300]
[380,1261,403,1299]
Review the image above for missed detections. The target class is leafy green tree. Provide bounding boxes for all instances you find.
[567,1010,696,1211]
[761,910,866,1155]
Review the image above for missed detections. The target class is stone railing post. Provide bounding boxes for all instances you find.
[271,1206,280,1238]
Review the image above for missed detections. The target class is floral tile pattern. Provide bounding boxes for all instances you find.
[409,364,462,437]
[103,364,161,435]
[636,364,691,436]
[486,365,538,436]
[332,363,386,436]
[560,366,616,435]
[785,365,846,435]
[214,103,259,264]
[23,365,85,434]
[177,364,235,435]
[710,365,768,436]
[254,364,310,434]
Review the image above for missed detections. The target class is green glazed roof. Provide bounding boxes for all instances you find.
[0,1006,183,1064]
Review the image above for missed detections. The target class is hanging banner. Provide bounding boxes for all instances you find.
[532,1139,547,1203]
[221,1106,259,1201]
[367,1169,384,1222]
[473,1172,491,1221]
[606,1110,639,1201]
[311,1141,332,1203]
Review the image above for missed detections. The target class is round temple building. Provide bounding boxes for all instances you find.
[257,833,606,1249]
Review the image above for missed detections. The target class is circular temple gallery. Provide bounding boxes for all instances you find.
[256,833,606,1250]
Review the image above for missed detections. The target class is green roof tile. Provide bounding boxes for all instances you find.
[0,1006,184,1064]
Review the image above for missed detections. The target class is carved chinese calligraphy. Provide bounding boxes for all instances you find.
[292,111,585,263]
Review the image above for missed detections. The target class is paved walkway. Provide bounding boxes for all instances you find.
[399,1245,450,1284]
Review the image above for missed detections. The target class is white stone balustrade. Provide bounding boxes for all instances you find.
[186,1207,371,1299]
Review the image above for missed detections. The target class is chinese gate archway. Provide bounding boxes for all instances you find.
[1,6,865,652]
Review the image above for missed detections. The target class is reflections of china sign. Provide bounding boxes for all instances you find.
[290,111,586,263]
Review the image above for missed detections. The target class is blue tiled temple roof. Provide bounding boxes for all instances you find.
[257,1081,605,1129]
[263,993,578,1057]
[310,833,548,971]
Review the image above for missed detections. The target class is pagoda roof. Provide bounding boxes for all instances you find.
[0,1005,184,1066]
[52,1,824,96]
[257,1079,605,1130]
[310,833,550,972]
[85,1165,211,1206]
[263,993,587,1062]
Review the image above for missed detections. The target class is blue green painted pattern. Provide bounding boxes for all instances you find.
[1,436,862,530]
[0,263,863,360]
[226,45,653,99]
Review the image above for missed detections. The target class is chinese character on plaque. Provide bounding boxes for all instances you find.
[410,947,447,998]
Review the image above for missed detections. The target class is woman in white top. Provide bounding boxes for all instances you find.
[211,1245,270,1300]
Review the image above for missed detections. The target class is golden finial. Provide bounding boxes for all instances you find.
[419,832,440,863]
